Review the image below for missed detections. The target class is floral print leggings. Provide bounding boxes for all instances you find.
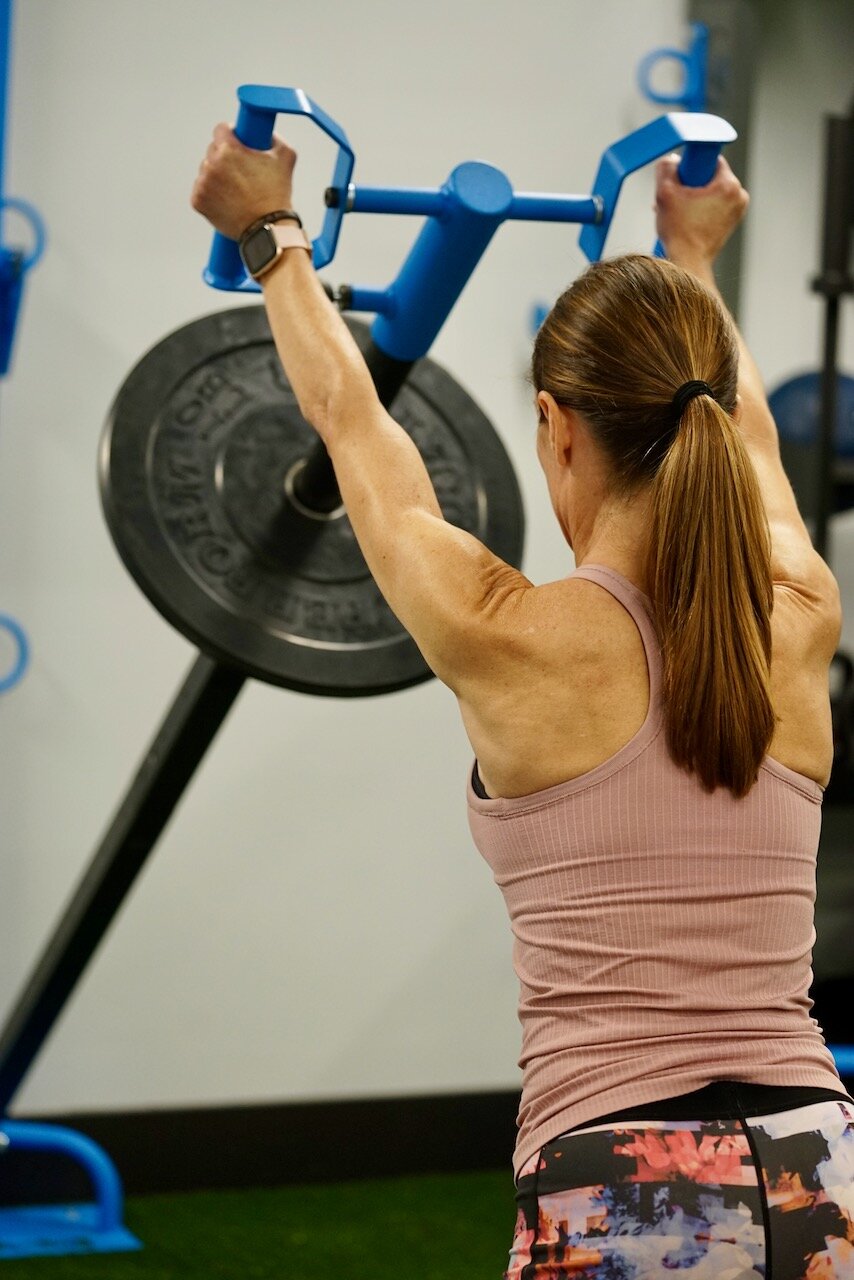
[507,1089,854,1278]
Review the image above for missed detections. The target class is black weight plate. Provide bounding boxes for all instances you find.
[100,307,525,696]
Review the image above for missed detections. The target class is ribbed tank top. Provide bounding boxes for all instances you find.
[467,564,843,1179]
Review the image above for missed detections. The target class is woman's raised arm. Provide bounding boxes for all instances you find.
[191,124,530,691]
[657,154,840,629]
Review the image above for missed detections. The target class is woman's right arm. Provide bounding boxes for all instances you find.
[655,155,841,649]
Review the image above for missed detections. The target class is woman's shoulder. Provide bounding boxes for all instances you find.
[473,572,646,668]
[456,574,652,798]
[768,578,840,787]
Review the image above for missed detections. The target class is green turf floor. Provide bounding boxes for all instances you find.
[0,1171,512,1279]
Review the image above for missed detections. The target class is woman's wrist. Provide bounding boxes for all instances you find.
[240,208,302,239]
[665,245,717,288]
[258,239,313,286]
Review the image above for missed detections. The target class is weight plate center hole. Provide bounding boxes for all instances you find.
[283,459,347,522]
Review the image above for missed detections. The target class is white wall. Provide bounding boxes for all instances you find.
[0,0,850,1117]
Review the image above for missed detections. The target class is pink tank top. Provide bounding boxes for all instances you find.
[467,564,842,1178]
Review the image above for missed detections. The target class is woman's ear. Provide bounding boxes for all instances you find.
[536,390,554,426]
[537,392,574,467]
[732,393,743,423]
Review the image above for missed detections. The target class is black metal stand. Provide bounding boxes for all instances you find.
[813,98,854,806]
[0,333,415,1113]
[688,0,759,322]
[0,655,245,1113]
[811,100,854,562]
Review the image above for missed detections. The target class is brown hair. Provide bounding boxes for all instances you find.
[531,254,774,798]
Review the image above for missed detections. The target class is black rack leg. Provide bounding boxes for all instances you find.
[812,108,854,562]
[815,296,840,562]
[0,654,245,1113]
[0,336,417,1111]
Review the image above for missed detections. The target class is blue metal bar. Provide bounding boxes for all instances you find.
[507,193,600,223]
[345,285,395,315]
[348,187,601,226]
[370,161,513,362]
[339,188,602,330]
[349,186,446,217]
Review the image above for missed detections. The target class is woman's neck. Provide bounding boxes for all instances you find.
[571,491,652,594]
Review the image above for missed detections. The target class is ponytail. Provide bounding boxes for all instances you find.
[647,397,775,797]
[531,253,776,797]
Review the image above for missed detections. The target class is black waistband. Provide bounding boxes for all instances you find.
[564,1080,853,1132]
[471,762,489,798]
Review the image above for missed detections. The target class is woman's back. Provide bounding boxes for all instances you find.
[459,565,836,802]
[467,564,841,1180]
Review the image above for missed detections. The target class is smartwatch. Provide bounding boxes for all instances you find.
[239,219,312,280]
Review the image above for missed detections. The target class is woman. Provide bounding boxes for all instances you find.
[193,130,854,1276]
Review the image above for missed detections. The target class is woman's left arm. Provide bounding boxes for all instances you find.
[192,125,529,691]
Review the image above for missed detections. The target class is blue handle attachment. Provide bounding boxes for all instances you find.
[637,22,709,114]
[202,88,735,362]
[344,172,602,361]
[204,85,355,291]
[579,111,736,263]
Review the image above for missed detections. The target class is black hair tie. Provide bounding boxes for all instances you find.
[671,379,715,420]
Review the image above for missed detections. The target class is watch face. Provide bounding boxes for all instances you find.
[240,226,275,277]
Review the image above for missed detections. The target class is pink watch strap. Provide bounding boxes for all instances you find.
[269,223,312,256]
